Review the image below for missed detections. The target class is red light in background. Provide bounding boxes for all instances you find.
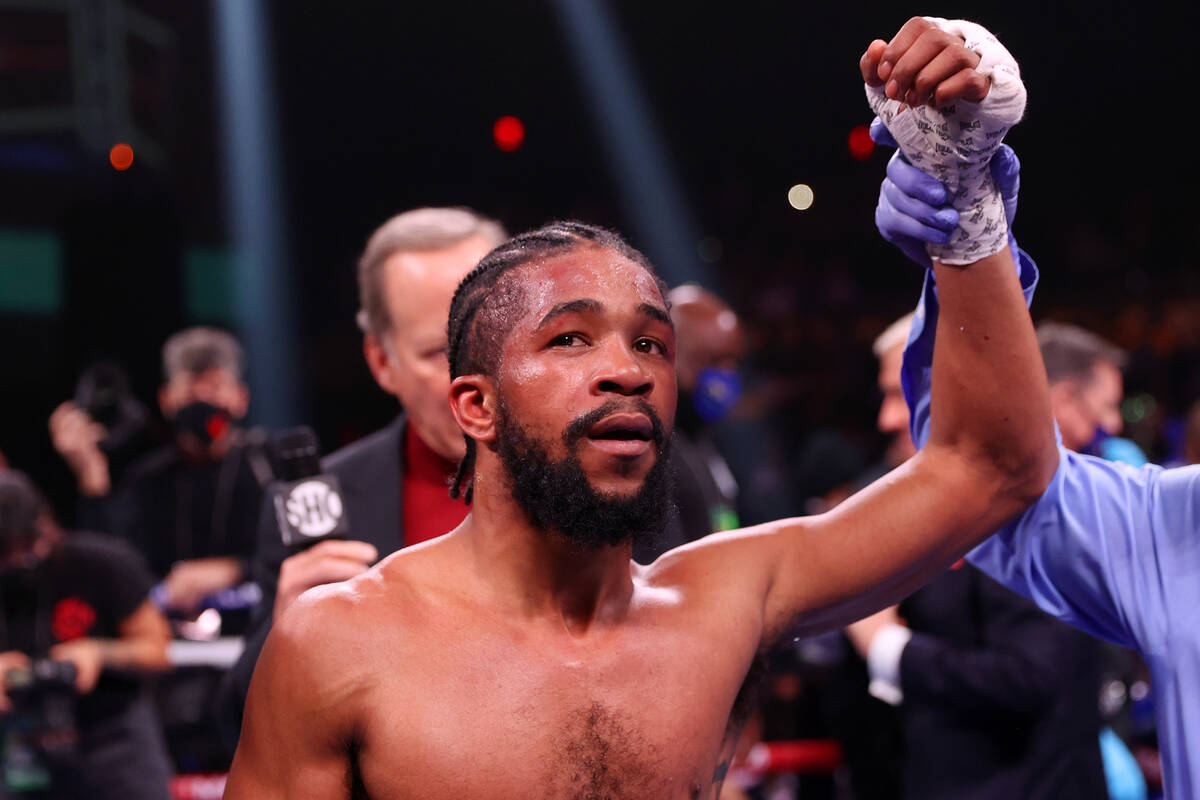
[848,125,875,162]
[493,116,525,152]
[109,143,134,170]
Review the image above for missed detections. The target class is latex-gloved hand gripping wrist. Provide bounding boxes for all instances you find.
[866,17,1026,265]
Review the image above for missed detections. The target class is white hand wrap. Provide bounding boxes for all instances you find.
[865,17,1026,265]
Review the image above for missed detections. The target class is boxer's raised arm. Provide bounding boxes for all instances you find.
[762,243,1054,636]
[666,18,1055,643]
[671,244,1054,642]
[759,16,1054,635]
[224,591,367,799]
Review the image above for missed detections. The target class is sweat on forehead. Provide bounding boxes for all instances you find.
[446,221,665,381]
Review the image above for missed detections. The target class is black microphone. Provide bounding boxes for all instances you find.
[266,426,350,548]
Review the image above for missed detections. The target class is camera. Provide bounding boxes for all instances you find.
[2,659,79,793]
[73,360,149,455]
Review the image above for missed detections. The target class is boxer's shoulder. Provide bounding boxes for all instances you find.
[274,572,395,654]
[263,555,450,710]
[253,580,389,734]
[639,520,802,616]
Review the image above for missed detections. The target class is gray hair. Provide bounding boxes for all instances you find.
[162,327,244,382]
[356,207,507,338]
[1037,321,1126,385]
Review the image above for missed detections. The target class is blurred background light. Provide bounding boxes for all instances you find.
[212,0,302,427]
[788,184,814,211]
[109,142,134,171]
[551,0,711,289]
[848,124,875,162]
[493,115,526,152]
[1123,393,1157,424]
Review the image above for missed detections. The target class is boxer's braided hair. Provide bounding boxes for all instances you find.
[446,220,664,503]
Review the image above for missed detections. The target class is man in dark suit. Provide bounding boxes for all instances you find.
[844,314,1107,799]
[219,207,507,747]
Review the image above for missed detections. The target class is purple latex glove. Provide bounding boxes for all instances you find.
[871,116,1020,269]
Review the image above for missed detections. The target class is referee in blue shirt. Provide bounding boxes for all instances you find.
[876,129,1195,797]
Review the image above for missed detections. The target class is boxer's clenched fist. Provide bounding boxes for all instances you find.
[861,17,1026,265]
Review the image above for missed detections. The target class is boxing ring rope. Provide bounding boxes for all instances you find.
[166,637,245,669]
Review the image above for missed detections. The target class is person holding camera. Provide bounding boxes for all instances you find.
[49,328,271,616]
[0,470,172,799]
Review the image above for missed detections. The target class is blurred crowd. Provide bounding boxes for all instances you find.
[3,201,1194,799]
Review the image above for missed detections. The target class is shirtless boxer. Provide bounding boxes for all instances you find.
[226,18,1052,799]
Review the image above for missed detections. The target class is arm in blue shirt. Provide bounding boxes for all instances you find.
[901,252,1200,653]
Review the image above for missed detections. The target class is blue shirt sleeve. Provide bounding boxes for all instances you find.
[968,451,1200,652]
[900,249,1040,457]
[900,250,1200,652]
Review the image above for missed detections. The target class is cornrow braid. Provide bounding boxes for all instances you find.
[445,220,663,503]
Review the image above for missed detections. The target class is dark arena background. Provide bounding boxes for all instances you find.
[0,1,1191,798]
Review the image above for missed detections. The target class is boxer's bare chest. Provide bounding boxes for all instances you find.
[348,603,760,799]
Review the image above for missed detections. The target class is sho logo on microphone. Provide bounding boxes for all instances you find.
[274,476,349,545]
[285,480,343,536]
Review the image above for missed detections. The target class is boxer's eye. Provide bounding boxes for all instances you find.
[550,333,587,348]
[633,337,667,356]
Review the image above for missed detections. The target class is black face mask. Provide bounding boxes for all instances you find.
[171,401,233,445]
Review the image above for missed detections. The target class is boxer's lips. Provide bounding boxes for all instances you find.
[585,414,653,457]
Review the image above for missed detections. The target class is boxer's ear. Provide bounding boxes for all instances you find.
[450,374,497,445]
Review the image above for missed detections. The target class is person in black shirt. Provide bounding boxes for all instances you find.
[0,470,173,799]
[50,327,270,616]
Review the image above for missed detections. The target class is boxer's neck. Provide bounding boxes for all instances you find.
[457,478,636,636]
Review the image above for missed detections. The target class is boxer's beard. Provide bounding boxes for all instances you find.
[494,398,673,551]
